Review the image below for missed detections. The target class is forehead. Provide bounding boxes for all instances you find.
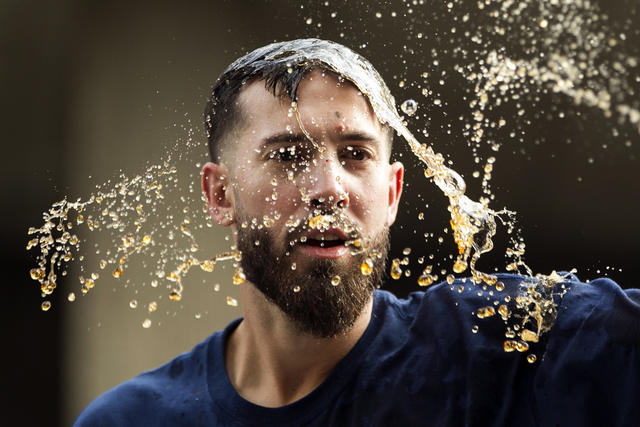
[234,70,385,139]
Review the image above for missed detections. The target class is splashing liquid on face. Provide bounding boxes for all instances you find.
[232,38,506,287]
[24,40,561,344]
[26,0,638,354]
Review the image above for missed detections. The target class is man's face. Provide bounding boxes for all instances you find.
[205,70,403,337]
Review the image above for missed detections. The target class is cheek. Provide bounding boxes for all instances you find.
[352,178,390,220]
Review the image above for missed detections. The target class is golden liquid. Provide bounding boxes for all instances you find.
[232,268,246,285]
[390,259,403,280]
[168,292,182,303]
[498,305,510,321]
[417,273,435,287]
[26,4,637,363]
[360,259,374,276]
[476,306,496,319]
[331,275,341,286]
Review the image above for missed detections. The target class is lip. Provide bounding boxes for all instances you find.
[307,227,350,241]
[296,243,351,259]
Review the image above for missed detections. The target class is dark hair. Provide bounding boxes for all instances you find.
[204,39,396,162]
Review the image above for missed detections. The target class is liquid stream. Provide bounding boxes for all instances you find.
[26,0,639,358]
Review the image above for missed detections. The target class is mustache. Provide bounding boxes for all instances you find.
[285,210,361,242]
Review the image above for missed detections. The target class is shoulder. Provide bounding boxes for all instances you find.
[73,333,217,427]
[375,273,526,324]
[553,275,640,344]
[533,277,640,423]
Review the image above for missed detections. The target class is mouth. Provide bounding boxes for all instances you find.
[296,229,351,259]
[304,232,347,248]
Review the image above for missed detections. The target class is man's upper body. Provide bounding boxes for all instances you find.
[75,39,640,426]
[75,274,640,426]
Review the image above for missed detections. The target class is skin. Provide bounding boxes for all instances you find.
[201,70,404,407]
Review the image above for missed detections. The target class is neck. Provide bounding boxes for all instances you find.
[225,282,373,407]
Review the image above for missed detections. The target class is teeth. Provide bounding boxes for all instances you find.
[310,233,340,241]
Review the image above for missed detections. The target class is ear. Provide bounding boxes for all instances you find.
[386,161,404,226]
[202,162,236,226]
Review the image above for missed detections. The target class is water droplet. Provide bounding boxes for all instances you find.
[142,318,152,328]
[503,340,518,352]
[30,268,45,281]
[452,258,467,273]
[498,304,510,320]
[360,258,374,276]
[400,99,418,116]
[199,260,215,272]
[169,290,182,301]
[471,325,479,334]
[476,306,496,318]
[515,340,529,352]
[390,259,402,280]
[293,285,301,293]
[148,301,158,312]
[417,273,435,287]
[166,271,180,282]
[232,268,246,285]
[67,292,76,302]
[520,329,539,343]
[41,300,51,311]
[26,238,39,250]
[129,299,138,309]
[527,354,537,363]
[226,296,238,307]
[331,275,341,286]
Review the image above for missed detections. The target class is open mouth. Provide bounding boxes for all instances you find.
[300,229,350,249]
[295,230,352,259]
[304,237,346,248]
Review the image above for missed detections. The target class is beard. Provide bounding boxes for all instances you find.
[236,220,389,338]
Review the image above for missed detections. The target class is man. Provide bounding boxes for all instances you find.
[75,39,640,426]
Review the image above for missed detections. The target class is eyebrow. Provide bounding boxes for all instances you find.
[262,131,380,146]
[262,133,308,145]
[337,131,380,144]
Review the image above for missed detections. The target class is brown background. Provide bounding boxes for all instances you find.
[2,0,639,425]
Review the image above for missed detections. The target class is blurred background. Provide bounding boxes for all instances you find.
[2,0,638,425]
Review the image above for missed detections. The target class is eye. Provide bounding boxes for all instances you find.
[269,146,299,162]
[341,146,372,162]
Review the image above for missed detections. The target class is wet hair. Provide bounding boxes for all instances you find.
[204,39,395,163]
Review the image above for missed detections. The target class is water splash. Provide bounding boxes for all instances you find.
[26,0,639,349]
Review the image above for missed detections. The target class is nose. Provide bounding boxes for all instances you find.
[308,155,350,211]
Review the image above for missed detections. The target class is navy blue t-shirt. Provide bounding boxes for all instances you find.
[74,274,640,426]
